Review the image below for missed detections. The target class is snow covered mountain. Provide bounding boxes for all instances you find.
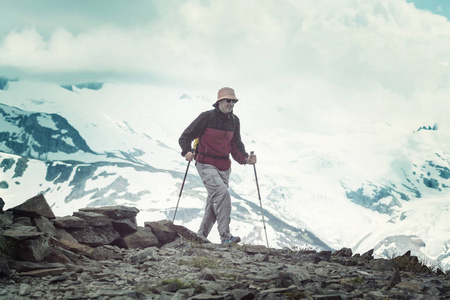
[1,77,449,270]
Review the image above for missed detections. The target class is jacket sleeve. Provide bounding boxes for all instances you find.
[230,116,249,164]
[178,111,209,157]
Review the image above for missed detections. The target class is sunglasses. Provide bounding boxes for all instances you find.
[223,99,238,104]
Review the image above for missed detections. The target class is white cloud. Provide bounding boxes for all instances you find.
[0,0,449,133]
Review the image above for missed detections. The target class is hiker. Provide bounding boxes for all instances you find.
[179,87,257,244]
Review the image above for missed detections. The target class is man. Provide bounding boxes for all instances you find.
[179,87,257,245]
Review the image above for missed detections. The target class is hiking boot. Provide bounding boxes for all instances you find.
[221,236,241,245]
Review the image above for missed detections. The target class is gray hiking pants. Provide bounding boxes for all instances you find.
[196,162,232,241]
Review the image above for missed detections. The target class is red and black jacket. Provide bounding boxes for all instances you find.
[179,107,248,171]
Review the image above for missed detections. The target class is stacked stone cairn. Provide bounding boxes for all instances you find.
[0,195,449,299]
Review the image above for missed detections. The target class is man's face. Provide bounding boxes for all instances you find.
[218,99,237,114]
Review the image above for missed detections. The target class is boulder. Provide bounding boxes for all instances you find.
[332,247,353,257]
[144,220,179,245]
[8,194,55,219]
[3,228,43,241]
[44,248,72,264]
[50,237,95,258]
[53,216,88,229]
[386,268,401,290]
[118,226,159,249]
[73,211,111,227]
[16,235,51,262]
[111,218,137,235]
[34,216,57,237]
[361,249,374,260]
[68,224,120,247]
[55,228,78,244]
[79,206,139,220]
[170,223,209,244]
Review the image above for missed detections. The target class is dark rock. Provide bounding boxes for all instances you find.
[91,246,122,261]
[51,237,95,258]
[201,268,216,281]
[231,290,257,300]
[111,218,137,235]
[49,273,72,283]
[33,216,57,237]
[53,246,80,262]
[386,268,401,290]
[16,267,66,277]
[129,247,156,264]
[16,235,50,262]
[276,271,304,288]
[44,247,72,264]
[72,211,111,227]
[298,250,332,264]
[145,219,179,245]
[396,281,422,293]
[423,177,439,189]
[258,285,300,298]
[368,258,394,271]
[361,249,374,260]
[242,244,269,254]
[0,252,11,276]
[54,228,78,243]
[68,223,120,247]
[8,260,66,272]
[8,194,55,219]
[170,223,209,243]
[12,216,32,226]
[402,250,412,257]
[119,226,159,249]
[312,295,344,300]
[3,228,43,240]
[332,247,352,257]
[155,282,178,293]
[79,206,139,219]
[0,210,13,227]
[53,216,88,229]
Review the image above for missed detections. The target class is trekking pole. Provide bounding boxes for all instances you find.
[251,151,270,250]
[172,160,191,223]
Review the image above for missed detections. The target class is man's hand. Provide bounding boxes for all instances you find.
[185,151,194,161]
[246,153,257,164]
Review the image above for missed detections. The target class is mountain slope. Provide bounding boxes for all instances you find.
[0,96,330,251]
[0,79,449,269]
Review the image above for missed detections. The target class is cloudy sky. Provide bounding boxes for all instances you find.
[1,0,449,133]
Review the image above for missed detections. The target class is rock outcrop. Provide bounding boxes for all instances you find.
[0,194,449,299]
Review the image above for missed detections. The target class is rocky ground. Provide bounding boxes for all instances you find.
[1,195,449,299]
[1,240,450,299]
